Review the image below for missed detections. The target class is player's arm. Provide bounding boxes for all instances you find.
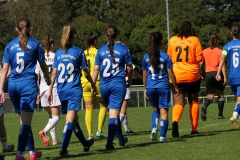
[39,61,51,85]
[222,61,227,86]
[91,65,99,94]
[167,68,179,96]
[216,54,226,81]
[126,63,133,88]
[133,69,142,81]
[47,68,56,104]
[0,63,9,103]
[142,70,149,99]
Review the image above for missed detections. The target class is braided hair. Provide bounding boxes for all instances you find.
[105,25,118,64]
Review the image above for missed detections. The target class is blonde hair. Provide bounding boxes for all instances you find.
[61,25,76,51]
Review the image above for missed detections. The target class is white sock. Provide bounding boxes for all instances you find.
[120,114,124,123]
[43,115,60,133]
[233,112,239,119]
[122,115,130,132]
[0,137,7,149]
[50,127,57,142]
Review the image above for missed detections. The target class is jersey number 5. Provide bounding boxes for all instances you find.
[16,52,24,73]
[176,46,189,62]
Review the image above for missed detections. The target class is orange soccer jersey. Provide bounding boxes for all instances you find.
[202,47,222,72]
[167,36,203,83]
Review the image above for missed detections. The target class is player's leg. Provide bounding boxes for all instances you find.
[0,113,14,153]
[119,88,133,133]
[217,90,225,119]
[83,83,94,139]
[201,72,215,121]
[229,85,240,128]
[171,83,185,138]
[96,99,107,138]
[187,79,201,134]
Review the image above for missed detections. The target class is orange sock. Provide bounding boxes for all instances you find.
[172,104,184,122]
[190,102,199,132]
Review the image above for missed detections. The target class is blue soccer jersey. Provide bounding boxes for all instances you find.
[53,46,88,100]
[142,50,173,90]
[95,43,132,85]
[222,39,240,85]
[3,37,45,81]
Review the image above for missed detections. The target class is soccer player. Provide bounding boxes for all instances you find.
[216,24,240,129]
[0,67,14,153]
[0,18,51,160]
[142,32,179,142]
[167,21,203,137]
[201,34,227,121]
[81,31,107,140]
[36,34,61,146]
[47,25,96,156]
[92,25,133,149]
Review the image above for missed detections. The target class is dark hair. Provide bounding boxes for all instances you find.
[41,34,54,57]
[85,31,97,55]
[106,25,118,64]
[61,25,76,51]
[209,34,219,49]
[178,21,192,39]
[17,18,31,50]
[231,24,240,37]
[147,32,163,70]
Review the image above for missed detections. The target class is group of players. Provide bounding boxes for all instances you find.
[0,18,240,160]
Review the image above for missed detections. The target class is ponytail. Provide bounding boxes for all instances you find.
[17,18,31,50]
[85,31,97,56]
[61,25,76,51]
[41,34,54,57]
[106,25,118,64]
[209,34,219,49]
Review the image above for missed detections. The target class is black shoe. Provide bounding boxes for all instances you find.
[83,139,94,152]
[59,149,69,156]
[125,130,134,134]
[2,144,14,153]
[119,137,128,147]
[218,115,226,119]
[106,143,115,150]
[201,107,207,121]
[191,131,200,135]
[172,121,179,138]
[0,155,4,160]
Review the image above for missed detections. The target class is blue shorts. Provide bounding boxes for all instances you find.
[8,80,38,113]
[100,83,126,111]
[61,96,81,114]
[147,88,171,108]
[230,85,240,96]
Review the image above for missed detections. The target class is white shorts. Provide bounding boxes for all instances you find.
[124,88,131,100]
[0,104,3,116]
[40,87,61,107]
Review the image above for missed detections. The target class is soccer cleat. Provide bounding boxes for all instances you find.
[30,151,42,160]
[218,115,226,119]
[38,130,50,146]
[96,131,108,138]
[88,136,94,140]
[119,137,128,147]
[201,107,207,121]
[159,137,167,142]
[125,130,134,134]
[15,156,26,160]
[172,121,179,138]
[151,128,157,141]
[191,131,200,135]
[52,140,61,146]
[59,149,69,157]
[230,116,238,129]
[106,143,115,150]
[2,144,14,153]
[83,139,94,152]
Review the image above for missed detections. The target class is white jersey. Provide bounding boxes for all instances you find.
[125,64,135,83]
[35,52,56,93]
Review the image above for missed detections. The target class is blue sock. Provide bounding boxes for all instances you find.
[235,104,240,113]
[107,118,117,144]
[27,129,35,153]
[62,122,73,150]
[115,118,123,142]
[73,123,87,145]
[160,119,169,137]
[151,110,160,129]
[17,124,31,153]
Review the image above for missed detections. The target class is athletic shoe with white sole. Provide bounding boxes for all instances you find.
[230,116,238,129]
[96,131,108,138]
[151,128,157,141]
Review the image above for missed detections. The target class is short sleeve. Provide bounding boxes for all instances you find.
[195,38,203,62]
[36,43,45,62]
[125,48,132,65]
[52,52,58,68]
[142,54,148,70]
[167,38,173,59]
[80,50,88,69]
[94,51,101,66]
[166,55,173,69]
[2,45,10,64]
[222,44,228,56]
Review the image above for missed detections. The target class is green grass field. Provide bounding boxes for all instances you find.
[2,102,240,160]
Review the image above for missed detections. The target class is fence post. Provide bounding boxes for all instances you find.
[137,91,139,107]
